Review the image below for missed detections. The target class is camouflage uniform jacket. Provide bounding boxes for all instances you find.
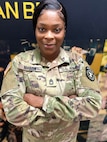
[1,47,102,142]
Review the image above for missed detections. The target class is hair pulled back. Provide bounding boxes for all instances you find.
[32,0,67,31]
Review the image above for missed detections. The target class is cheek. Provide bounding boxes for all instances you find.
[35,32,43,42]
[59,31,65,40]
[56,34,65,44]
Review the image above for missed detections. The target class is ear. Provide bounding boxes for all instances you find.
[64,26,66,32]
[64,29,66,38]
[64,25,67,33]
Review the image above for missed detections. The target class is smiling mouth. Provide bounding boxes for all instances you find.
[44,44,55,49]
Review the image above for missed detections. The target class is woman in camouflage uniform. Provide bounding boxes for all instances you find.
[1,0,102,142]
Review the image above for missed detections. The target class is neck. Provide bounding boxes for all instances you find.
[41,50,60,62]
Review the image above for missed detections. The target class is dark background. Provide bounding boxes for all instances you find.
[0,0,107,52]
[1,0,107,40]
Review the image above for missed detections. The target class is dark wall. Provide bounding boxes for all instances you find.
[0,0,107,40]
[65,0,107,40]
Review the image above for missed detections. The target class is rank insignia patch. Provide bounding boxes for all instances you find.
[86,66,95,81]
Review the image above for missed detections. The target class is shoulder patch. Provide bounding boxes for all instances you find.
[86,66,95,81]
[4,62,12,76]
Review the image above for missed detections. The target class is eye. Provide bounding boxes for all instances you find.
[54,28,62,34]
[38,27,46,33]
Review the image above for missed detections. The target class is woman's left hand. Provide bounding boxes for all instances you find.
[0,102,6,123]
[69,95,77,99]
[23,93,44,108]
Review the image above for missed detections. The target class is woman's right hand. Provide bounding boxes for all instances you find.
[101,96,107,109]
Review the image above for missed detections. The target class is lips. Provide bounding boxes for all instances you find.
[44,44,55,49]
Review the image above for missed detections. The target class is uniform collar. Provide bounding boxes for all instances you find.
[29,47,41,65]
[29,47,70,67]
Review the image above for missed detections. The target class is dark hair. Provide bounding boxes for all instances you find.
[32,0,67,31]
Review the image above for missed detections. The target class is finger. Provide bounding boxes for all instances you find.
[0,109,6,121]
[69,95,77,99]
[0,122,4,127]
[0,103,3,109]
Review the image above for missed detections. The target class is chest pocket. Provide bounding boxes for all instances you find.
[59,65,76,96]
[19,64,46,96]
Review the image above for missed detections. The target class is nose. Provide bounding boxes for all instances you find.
[44,31,54,39]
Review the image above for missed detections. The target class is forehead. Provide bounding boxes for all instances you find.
[37,10,64,25]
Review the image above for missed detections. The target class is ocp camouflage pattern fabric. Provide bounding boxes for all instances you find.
[1,47,102,142]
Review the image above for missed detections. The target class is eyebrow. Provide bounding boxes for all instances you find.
[37,23,63,27]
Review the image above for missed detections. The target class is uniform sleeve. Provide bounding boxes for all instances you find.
[1,57,48,127]
[42,59,102,121]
